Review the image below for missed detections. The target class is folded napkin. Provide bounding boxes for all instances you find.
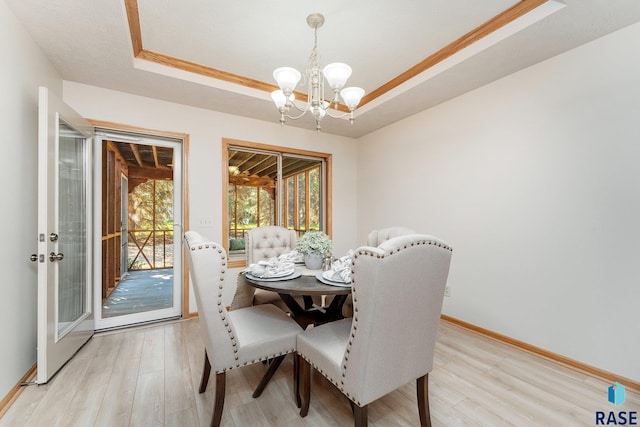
[247,258,295,278]
[278,250,304,263]
[323,250,353,283]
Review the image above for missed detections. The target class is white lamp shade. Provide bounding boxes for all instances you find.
[271,90,295,108]
[273,67,301,92]
[323,63,352,90]
[271,90,287,108]
[340,87,365,109]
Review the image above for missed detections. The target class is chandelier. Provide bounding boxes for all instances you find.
[271,13,365,131]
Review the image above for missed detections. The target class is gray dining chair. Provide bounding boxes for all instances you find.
[296,234,453,427]
[184,231,303,427]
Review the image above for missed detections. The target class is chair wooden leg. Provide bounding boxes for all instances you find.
[199,350,211,393]
[353,404,368,427]
[417,374,432,427]
[299,357,311,417]
[211,372,226,427]
[252,355,286,398]
[294,353,301,408]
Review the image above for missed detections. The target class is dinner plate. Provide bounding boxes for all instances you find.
[315,272,352,287]
[247,266,294,278]
[246,269,302,282]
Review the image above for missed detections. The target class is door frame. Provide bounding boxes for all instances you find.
[90,120,190,327]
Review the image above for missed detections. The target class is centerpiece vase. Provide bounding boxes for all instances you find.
[304,253,323,270]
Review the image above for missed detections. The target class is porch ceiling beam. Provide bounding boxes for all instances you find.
[129,165,173,181]
[152,146,159,168]
[130,143,144,167]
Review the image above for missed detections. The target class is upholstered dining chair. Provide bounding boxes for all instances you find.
[297,234,453,427]
[367,226,416,246]
[232,225,317,311]
[342,226,416,317]
[184,231,303,427]
[230,226,297,310]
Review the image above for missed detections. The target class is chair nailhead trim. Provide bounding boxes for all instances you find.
[221,349,296,373]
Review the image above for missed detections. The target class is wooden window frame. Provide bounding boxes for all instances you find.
[222,138,332,268]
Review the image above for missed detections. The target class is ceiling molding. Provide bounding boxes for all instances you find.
[122,0,550,112]
[360,0,548,106]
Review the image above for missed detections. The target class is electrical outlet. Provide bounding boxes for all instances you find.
[444,286,451,297]
[199,217,213,226]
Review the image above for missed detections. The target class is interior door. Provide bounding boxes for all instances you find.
[36,86,94,384]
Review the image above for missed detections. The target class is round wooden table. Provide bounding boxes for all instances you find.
[244,272,351,328]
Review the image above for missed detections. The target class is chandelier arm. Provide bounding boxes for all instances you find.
[286,99,310,115]
[284,107,312,121]
[323,109,351,120]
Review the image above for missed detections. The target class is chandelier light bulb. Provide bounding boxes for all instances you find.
[323,63,352,90]
[340,87,365,110]
[273,67,302,93]
[271,90,294,109]
[271,90,287,108]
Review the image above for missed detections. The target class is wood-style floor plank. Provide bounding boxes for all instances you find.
[1,319,638,427]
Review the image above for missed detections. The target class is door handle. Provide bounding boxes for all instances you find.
[30,254,38,262]
[49,252,64,262]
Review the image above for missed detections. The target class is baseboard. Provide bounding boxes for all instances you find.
[0,364,36,419]
[441,314,640,393]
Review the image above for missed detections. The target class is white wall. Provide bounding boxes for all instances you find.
[357,22,640,381]
[63,82,359,309]
[0,0,63,399]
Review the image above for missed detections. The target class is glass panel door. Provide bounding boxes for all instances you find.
[37,86,94,384]
[57,122,89,337]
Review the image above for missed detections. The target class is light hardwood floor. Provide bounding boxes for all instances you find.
[1,319,638,426]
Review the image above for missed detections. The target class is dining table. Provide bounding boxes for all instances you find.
[243,267,351,328]
[243,266,352,403]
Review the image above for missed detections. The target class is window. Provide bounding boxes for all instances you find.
[222,139,332,267]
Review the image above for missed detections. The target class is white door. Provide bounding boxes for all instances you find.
[36,87,94,384]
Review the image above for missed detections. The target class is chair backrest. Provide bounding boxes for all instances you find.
[366,226,416,246]
[184,231,238,372]
[342,234,452,406]
[246,226,297,264]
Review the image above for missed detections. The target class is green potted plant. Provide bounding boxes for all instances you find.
[296,231,332,270]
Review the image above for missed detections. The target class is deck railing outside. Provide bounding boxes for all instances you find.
[128,229,174,271]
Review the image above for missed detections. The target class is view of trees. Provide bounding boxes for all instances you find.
[229,166,321,239]
[128,179,174,270]
[129,180,174,230]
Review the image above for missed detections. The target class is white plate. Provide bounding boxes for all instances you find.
[247,270,295,279]
[315,272,352,287]
[246,269,302,282]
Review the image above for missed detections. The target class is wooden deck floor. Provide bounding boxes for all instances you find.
[1,319,638,426]
[102,268,173,318]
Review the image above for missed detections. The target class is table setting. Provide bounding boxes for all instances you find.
[245,258,302,281]
[316,250,353,287]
